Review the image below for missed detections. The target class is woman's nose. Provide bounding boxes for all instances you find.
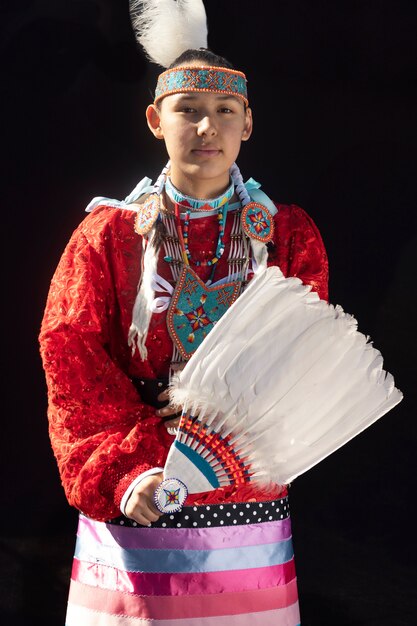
[197,116,217,137]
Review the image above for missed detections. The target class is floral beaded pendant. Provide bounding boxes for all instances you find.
[241,202,274,243]
[167,266,241,360]
[133,194,161,236]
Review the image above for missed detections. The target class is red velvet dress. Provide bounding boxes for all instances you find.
[39,196,328,523]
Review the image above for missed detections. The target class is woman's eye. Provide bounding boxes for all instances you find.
[180,107,197,113]
[220,107,233,114]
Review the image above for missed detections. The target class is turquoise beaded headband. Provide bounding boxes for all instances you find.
[155,65,248,106]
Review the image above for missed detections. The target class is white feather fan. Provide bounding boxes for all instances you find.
[158,266,402,509]
[129,0,208,68]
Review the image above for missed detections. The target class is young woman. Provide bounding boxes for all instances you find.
[39,0,332,611]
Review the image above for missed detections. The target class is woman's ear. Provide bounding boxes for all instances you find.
[241,107,253,142]
[146,104,164,139]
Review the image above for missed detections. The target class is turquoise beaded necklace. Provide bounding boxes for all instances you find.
[165,176,234,210]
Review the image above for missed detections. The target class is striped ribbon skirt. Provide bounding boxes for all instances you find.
[66,496,300,625]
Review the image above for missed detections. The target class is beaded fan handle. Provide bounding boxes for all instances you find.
[154,409,253,513]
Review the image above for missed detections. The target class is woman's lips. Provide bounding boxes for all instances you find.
[192,149,221,157]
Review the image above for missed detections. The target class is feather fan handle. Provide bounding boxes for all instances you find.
[129,0,208,68]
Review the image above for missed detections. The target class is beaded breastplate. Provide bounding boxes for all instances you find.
[166,266,241,360]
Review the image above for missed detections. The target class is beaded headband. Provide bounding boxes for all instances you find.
[154,65,248,106]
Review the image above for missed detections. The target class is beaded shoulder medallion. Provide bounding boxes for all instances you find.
[167,266,241,360]
[241,201,274,243]
[133,194,160,236]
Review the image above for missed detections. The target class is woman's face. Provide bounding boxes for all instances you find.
[146,89,252,197]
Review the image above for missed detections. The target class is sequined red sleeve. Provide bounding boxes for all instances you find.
[271,203,329,301]
[39,207,173,522]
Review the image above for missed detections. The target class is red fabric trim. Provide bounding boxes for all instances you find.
[186,483,288,505]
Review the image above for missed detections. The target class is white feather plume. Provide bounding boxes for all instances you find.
[167,266,403,491]
[129,0,208,68]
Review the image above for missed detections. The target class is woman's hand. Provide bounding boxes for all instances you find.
[124,473,164,525]
[156,387,182,430]
[157,364,186,431]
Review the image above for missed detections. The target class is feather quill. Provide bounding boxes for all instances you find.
[129,0,208,68]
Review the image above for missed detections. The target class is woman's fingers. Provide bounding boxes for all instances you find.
[125,499,159,525]
[157,388,170,402]
[134,501,162,525]
[130,508,160,526]
[157,404,182,419]
[156,389,181,418]
[164,416,181,426]
[164,417,182,433]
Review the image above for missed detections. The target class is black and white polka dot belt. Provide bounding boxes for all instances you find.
[108,496,290,529]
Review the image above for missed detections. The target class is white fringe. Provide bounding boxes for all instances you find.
[129,0,208,68]
[128,229,160,360]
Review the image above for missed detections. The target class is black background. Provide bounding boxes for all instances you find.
[2,1,417,624]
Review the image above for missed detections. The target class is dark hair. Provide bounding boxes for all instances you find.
[168,48,234,70]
